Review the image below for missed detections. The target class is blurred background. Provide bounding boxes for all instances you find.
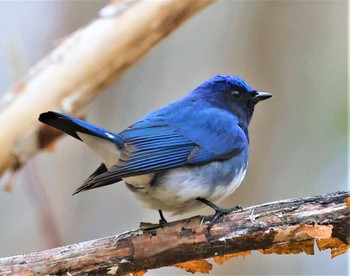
[0,1,347,275]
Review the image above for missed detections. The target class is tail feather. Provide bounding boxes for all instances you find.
[72,163,122,195]
[38,111,124,147]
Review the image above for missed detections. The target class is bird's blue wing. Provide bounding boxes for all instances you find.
[100,121,196,178]
[85,108,248,187]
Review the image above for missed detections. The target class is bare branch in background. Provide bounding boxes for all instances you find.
[0,191,348,275]
[0,0,214,177]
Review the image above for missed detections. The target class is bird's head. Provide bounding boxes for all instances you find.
[193,75,271,126]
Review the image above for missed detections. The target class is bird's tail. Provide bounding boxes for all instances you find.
[39,111,124,147]
[39,111,125,169]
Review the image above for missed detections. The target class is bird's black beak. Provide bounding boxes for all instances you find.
[252,91,272,102]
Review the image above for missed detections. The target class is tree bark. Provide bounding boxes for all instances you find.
[0,0,214,177]
[1,191,348,275]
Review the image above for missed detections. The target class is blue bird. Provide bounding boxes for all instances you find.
[39,75,271,226]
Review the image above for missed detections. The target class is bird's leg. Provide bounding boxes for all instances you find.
[196,197,243,229]
[158,210,168,226]
[139,210,167,230]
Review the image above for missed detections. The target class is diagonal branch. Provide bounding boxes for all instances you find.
[0,0,214,177]
[1,191,348,275]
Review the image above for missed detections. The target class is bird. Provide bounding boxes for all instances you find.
[39,75,271,226]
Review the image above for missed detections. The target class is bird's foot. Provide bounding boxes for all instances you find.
[209,205,243,228]
[196,197,243,229]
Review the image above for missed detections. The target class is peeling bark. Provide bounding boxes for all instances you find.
[0,191,348,275]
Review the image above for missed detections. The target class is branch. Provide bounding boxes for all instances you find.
[1,191,348,275]
[0,0,213,177]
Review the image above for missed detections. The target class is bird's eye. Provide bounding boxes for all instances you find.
[230,91,242,100]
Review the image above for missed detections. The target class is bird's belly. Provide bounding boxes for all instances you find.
[125,159,247,215]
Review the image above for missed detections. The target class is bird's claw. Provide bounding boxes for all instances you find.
[196,197,243,230]
[207,205,243,229]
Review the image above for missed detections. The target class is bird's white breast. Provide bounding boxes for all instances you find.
[125,161,248,215]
